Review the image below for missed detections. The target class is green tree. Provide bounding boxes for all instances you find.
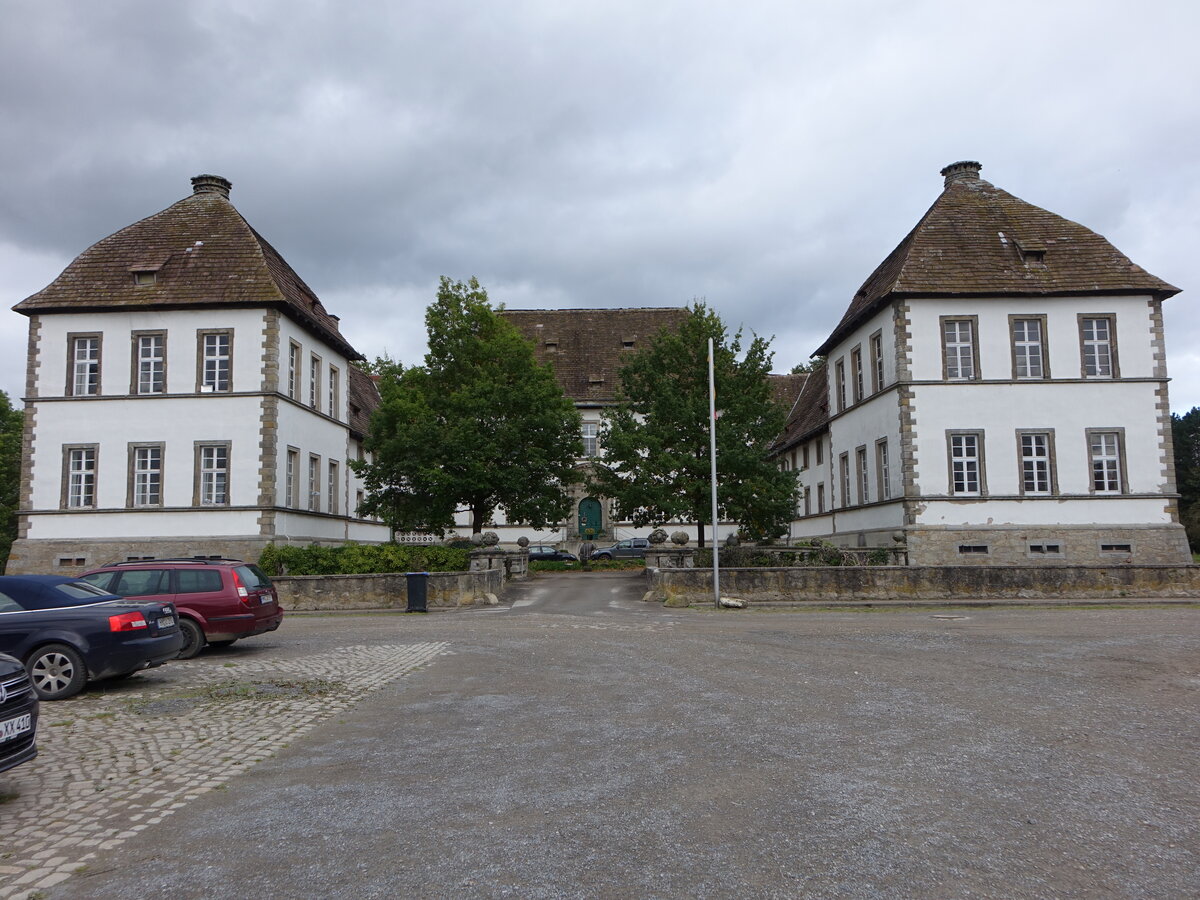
[591,301,797,547]
[790,357,824,375]
[0,390,22,572]
[352,277,583,535]
[1172,407,1200,551]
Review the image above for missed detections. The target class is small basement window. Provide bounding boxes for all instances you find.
[958,545,989,555]
[1100,543,1133,554]
[57,557,86,568]
[1028,542,1063,556]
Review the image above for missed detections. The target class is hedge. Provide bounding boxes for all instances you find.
[257,542,470,576]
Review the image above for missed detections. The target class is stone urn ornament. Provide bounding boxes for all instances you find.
[648,528,668,545]
[670,531,690,546]
[517,536,530,548]
[481,531,500,547]
[470,532,484,545]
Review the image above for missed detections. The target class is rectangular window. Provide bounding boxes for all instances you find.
[288,342,301,399]
[328,460,339,515]
[329,366,340,420]
[876,439,891,501]
[356,490,365,518]
[308,454,321,511]
[815,440,823,466]
[1080,316,1117,378]
[69,334,101,396]
[835,360,847,412]
[1028,542,1063,557]
[816,483,825,513]
[803,486,811,517]
[839,452,851,507]
[856,446,869,504]
[1011,316,1048,379]
[581,423,598,457]
[870,331,884,394]
[197,444,229,505]
[130,444,163,507]
[941,318,977,380]
[1019,431,1055,495]
[851,346,864,403]
[286,448,299,508]
[132,332,165,395]
[958,545,989,555]
[198,331,231,392]
[64,445,97,508]
[1088,430,1124,493]
[801,444,809,470]
[948,431,984,496]
[309,355,321,409]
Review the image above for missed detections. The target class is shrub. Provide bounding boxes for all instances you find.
[256,542,470,576]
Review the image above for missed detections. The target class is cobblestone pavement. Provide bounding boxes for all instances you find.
[0,640,448,897]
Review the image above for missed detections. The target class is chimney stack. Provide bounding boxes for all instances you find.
[940,161,982,187]
[191,174,232,198]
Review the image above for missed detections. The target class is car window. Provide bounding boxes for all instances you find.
[177,569,223,593]
[0,592,23,613]
[237,565,273,588]
[115,569,169,596]
[51,581,120,604]
[618,541,632,548]
[79,572,114,590]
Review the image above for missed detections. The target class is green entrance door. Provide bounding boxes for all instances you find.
[578,497,603,538]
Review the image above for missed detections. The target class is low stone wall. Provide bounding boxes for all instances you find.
[649,565,1200,605]
[273,568,505,611]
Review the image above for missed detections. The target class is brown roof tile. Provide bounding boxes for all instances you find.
[816,162,1180,355]
[500,307,690,403]
[768,372,807,416]
[773,361,828,452]
[346,366,380,438]
[14,176,360,360]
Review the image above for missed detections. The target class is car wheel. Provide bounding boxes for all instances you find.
[595,553,612,560]
[27,643,88,700]
[176,618,206,659]
[209,639,236,648]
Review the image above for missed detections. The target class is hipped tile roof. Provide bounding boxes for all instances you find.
[500,307,690,403]
[816,162,1180,356]
[14,176,360,360]
[767,372,807,415]
[773,361,829,452]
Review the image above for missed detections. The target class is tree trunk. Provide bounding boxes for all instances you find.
[471,504,486,535]
[697,518,706,549]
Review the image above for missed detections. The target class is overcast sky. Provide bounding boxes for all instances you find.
[2,0,1197,410]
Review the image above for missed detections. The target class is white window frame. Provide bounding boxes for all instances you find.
[133,332,166,395]
[132,444,163,507]
[948,431,984,496]
[1088,429,1125,494]
[196,443,230,506]
[1080,315,1117,378]
[199,331,232,392]
[876,438,891,501]
[64,445,97,508]
[942,318,978,381]
[1019,431,1054,495]
[581,423,598,458]
[69,334,101,396]
[1011,316,1047,379]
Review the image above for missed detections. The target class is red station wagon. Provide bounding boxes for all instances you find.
[81,558,283,659]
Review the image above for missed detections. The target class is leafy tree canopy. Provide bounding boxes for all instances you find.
[1172,407,1200,551]
[590,301,797,547]
[352,277,583,536]
[0,390,22,572]
[790,357,825,375]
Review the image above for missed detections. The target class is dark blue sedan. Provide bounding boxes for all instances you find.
[0,575,184,700]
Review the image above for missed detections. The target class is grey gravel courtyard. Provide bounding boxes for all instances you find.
[3,572,1197,899]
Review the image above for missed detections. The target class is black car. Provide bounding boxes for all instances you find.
[0,575,184,700]
[526,545,579,562]
[0,652,38,773]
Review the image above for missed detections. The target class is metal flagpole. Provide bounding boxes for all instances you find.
[708,337,720,609]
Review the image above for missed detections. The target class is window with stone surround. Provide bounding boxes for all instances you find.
[1018,430,1056,495]
[581,423,598,457]
[940,317,979,380]
[195,442,230,506]
[839,452,851,507]
[1088,429,1126,494]
[947,431,985,496]
[68,334,101,396]
[851,346,864,403]
[1079,315,1119,378]
[129,443,163,507]
[62,444,98,508]
[870,331,884,394]
[857,446,869,504]
[308,453,321,511]
[876,438,891,501]
[132,331,166,395]
[309,354,321,410]
[835,359,847,412]
[1010,316,1049,379]
[286,447,299,508]
[329,365,340,420]
[328,459,339,515]
[197,330,232,392]
[288,342,301,399]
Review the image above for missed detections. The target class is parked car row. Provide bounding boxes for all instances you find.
[0,558,284,776]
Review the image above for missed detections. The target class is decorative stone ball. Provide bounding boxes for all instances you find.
[481,531,500,546]
[516,536,530,548]
[648,528,668,545]
[470,532,484,545]
[670,531,690,546]
[724,533,740,547]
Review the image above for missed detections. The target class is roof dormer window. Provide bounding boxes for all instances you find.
[132,270,157,286]
[129,252,170,286]
[1014,238,1047,267]
[588,374,605,385]
[544,339,559,352]
[621,337,636,350]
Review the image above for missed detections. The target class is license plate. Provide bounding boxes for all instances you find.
[158,615,175,629]
[0,713,32,743]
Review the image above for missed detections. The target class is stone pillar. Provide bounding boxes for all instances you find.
[645,547,696,568]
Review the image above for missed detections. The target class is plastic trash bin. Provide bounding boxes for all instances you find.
[405,571,429,613]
